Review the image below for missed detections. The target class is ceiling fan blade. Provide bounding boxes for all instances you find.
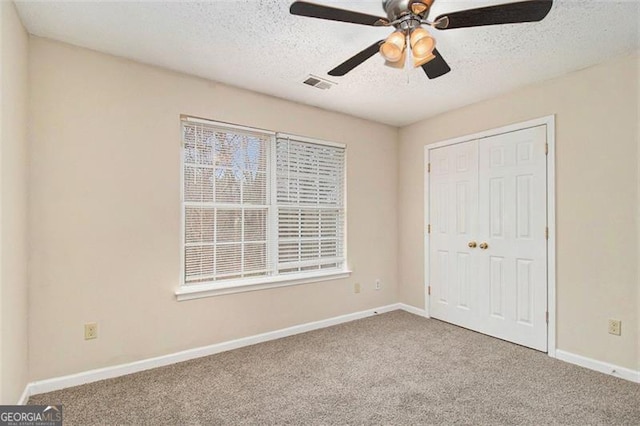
[290,1,389,26]
[328,40,384,77]
[435,0,553,30]
[421,48,451,79]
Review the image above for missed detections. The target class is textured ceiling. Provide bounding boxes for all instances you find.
[15,0,640,126]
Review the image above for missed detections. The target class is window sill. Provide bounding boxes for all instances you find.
[175,269,352,301]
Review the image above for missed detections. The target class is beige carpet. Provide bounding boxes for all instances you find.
[29,311,640,425]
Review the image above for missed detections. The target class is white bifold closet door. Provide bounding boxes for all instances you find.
[429,125,547,351]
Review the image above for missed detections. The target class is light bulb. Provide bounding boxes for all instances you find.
[380,31,406,63]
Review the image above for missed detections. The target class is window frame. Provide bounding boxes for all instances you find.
[177,116,350,301]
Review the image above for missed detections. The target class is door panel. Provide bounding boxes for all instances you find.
[489,255,505,318]
[516,258,534,325]
[456,252,471,309]
[489,177,505,238]
[428,125,547,352]
[436,250,449,304]
[477,125,547,351]
[429,140,479,328]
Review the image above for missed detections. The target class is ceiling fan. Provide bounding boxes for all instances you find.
[290,0,553,79]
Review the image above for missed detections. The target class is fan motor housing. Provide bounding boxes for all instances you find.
[383,0,433,21]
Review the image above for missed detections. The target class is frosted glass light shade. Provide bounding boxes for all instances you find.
[385,50,407,69]
[410,27,436,64]
[413,53,436,67]
[410,0,434,15]
[380,31,406,63]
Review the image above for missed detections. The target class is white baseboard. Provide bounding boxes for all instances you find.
[28,303,403,396]
[26,306,638,399]
[555,350,640,383]
[17,385,30,405]
[26,305,638,399]
[398,303,429,318]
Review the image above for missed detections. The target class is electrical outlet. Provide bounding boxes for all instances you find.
[375,279,381,290]
[354,283,361,294]
[84,322,98,340]
[608,319,621,336]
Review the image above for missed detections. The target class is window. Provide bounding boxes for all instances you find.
[276,137,345,274]
[180,116,347,298]
[182,121,271,284]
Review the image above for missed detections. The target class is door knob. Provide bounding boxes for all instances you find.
[479,242,489,250]
[468,241,477,248]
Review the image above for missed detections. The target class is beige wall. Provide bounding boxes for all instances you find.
[637,52,640,372]
[0,1,29,403]
[399,53,640,370]
[28,37,399,381]
[21,30,640,382]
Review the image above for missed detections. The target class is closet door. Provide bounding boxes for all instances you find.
[477,125,547,351]
[429,140,479,329]
[428,125,548,352]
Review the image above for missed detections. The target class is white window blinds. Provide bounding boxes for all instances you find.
[276,136,346,274]
[183,120,272,284]
[181,117,346,288]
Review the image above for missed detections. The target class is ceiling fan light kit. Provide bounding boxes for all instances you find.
[379,26,437,69]
[290,0,553,80]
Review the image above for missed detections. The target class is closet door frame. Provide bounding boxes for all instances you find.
[424,115,556,357]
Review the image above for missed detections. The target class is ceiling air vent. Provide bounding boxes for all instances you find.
[303,75,335,90]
